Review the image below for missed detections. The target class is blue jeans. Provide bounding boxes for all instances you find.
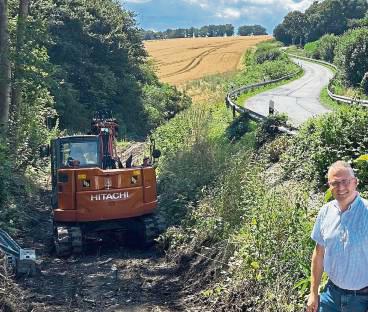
[319,282,368,312]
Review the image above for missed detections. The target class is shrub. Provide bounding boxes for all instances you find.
[188,149,316,311]
[225,113,251,141]
[304,41,320,59]
[317,34,338,63]
[154,103,233,226]
[255,113,288,147]
[282,107,368,186]
[334,28,368,88]
[254,47,282,64]
[142,83,192,130]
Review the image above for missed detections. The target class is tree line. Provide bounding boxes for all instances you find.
[142,24,267,40]
[273,0,368,46]
[0,0,191,170]
[273,0,368,97]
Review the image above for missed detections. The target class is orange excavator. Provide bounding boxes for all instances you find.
[46,110,163,256]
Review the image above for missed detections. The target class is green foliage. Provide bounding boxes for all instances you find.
[238,25,267,36]
[274,0,368,45]
[273,24,292,45]
[255,113,288,147]
[282,107,368,186]
[142,24,235,39]
[254,47,282,64]
[334,28,368,90]
[262,135,290,163]
[304,41,320,59]
[316,34,338,63]
[142,83,191,130]
[186,145,317,310]
[154,103,234,226]
[354,155,368,193]
[225,113,251,141]
[233,47,299,87]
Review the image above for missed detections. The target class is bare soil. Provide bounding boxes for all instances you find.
[2,168,207,312]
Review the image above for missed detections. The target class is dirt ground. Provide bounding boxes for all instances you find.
[144,36,271,86]
[3,144,206,312]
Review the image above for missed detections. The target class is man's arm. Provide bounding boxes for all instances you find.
[306,244,325,312]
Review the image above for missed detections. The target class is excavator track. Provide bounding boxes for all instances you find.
[54,226,83,257]
[141,214,166,246]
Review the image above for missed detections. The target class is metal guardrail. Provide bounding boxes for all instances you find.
[287,53,368,107]
[225,71,300,135]
[0,229,37,275]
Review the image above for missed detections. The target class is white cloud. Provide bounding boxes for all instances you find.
[187,0,314,13]
[184,0,210,9]
[216,8,241,19]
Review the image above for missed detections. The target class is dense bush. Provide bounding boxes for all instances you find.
[304,41,320,59]
[317,34,339,63]
[178,140,316,311]
[334,28,368,89]
[235,41,299,85]
[154,103,233,226]
[254,47,282,64]
[282,107,368,186]
[142,83,191,130]
[225,113,251,141]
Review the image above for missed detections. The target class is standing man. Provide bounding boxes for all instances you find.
[307,160,368,312]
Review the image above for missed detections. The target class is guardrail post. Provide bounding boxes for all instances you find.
[269,100,275,115]
[232,105,236,118]
[225,96,229,108]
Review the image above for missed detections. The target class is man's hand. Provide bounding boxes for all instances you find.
[306,293,319,312]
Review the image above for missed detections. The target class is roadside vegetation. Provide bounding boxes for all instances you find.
[154,32,368,311]
[276,0,368,102]
[231,41,302,105]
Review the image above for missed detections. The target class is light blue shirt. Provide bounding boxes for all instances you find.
[311,195,368,290]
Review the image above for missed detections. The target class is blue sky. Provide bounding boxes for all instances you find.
[120,0,315,34]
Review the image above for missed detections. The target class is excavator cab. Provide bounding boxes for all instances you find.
[50,135,100,208]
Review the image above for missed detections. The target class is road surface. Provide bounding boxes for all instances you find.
[244,59,334,126]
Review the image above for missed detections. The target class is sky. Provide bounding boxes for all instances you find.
[120,0,316,34]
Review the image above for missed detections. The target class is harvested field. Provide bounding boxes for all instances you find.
[144,35,272,85]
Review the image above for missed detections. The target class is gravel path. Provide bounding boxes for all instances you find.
[244,58,334,126]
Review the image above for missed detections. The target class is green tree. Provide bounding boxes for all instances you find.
[238,25,267,36]
[0,0,10,132]
[273,23,292,45]
[48,0,149,134]
[334,28,368,90]
[317,34,339,63]
[282,11,308,45]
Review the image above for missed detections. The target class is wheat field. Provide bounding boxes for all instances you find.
[144,35,272,85]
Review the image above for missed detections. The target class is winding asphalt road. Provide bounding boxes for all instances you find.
[244,59,334,126]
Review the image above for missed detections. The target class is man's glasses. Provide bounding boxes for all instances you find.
[328,178,354,188]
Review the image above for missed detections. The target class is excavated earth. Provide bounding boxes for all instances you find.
[12,192,207,312]
[5,144,211,312]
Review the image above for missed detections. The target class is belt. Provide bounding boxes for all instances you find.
[329,281,368,295]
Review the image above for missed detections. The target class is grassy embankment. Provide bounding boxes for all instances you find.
[153,40,368,311]
[153,41,314,311]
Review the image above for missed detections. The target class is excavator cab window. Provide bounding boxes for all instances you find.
[61,141,98,167]
[58,137,100,168]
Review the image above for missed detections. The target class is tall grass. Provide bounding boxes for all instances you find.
[154,40,326,311]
